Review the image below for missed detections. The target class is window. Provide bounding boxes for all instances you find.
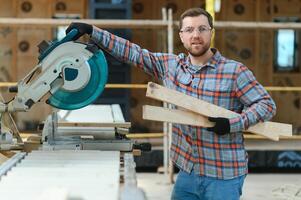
[274,17,300,72]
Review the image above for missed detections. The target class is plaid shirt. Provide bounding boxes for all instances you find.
[92,28,276,179]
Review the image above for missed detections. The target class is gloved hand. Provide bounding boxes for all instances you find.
[206,117,230,135]
[65,22,93,40]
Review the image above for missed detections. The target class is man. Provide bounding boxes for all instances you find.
[66,7,276,200]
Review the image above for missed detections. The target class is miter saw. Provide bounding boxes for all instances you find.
[0,29,109,148]
[0,29,151,152]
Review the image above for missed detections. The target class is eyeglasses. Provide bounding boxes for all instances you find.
[180,26,212,34]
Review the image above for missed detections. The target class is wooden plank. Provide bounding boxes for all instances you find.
[0,153,8,165]
[1,18,301,29]
[0,18,169,28]
[143,105,214,127]
[146,82,292,141]
[143,106,292,139]
[1,82,301,91]
[248,121,292,137]
[146,82,235,118]
[143,105,279,141]
[58,122,131,128]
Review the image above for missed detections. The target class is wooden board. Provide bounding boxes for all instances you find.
[146,82,292,141]
[143,105,214,127]
[58,122,131,128]
[143,105,292,141]
[0,153,8,164]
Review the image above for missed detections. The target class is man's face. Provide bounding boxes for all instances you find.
[179,15,213,57]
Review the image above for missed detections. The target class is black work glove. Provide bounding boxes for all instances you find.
[206,117,230,135]
[65,22,93,40]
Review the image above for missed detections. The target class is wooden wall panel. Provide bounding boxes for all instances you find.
[0,58,12,82]
[222,30,256,72]
[220,0,256,21]
[0,57,14,102]
[270,0,301,133]
[16,29,49,57]
[0,0,15,17]
[0,27,14,81]
[131,0,180,132]
[0,26,15,101]
[254,30,273,85]
[16,0,51,18]
[272,75,301,133]
[16,28,51,79]
[257,0,272,21]
[51,0,87,17]
[273,0,301,16]
[132,0,155,19]
[0,0,87,131]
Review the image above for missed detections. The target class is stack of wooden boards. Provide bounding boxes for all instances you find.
[143,82,292,141]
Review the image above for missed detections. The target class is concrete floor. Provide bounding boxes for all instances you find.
[137,173,301,200]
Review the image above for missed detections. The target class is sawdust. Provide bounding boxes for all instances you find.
[272,184,301,200]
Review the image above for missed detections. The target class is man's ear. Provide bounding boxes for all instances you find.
[179,32,184,43]
[210,28,215,37]
[210,28,215,45]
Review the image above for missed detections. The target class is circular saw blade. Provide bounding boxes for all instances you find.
[47,50,108,110]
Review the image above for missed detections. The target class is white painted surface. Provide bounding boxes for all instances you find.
[57,104,124,123]
[0,150,120,200]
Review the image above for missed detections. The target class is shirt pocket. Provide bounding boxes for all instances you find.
[219,79,234,92]
[203,78,234,92]
[176,69,193,86]
[203,79,216,91]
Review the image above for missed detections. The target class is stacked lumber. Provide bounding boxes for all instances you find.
[143,82,292,141]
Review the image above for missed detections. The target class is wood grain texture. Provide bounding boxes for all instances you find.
[146,82,292,141]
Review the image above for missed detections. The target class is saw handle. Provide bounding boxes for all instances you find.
[62,28,79,42]
[8,85,18,93]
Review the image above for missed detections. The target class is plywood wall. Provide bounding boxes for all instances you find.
[0,0,87,130]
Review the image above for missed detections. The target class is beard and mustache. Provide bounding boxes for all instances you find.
[184,40,211,57]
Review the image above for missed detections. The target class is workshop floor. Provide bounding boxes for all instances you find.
[136,173,301,200]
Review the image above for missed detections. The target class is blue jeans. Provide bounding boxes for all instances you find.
[171,170,245,200]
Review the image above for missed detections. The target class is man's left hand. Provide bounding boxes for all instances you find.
[206,117,230,135]
[65,22,93,40]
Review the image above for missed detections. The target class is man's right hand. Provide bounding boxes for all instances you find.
[65,22,93,40]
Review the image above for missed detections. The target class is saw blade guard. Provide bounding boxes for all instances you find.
[47,50,108,110]
[44,29,108,110]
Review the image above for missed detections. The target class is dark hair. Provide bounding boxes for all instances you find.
[179,8,213,29]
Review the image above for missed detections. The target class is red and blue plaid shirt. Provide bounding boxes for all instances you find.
[92,28,276,179]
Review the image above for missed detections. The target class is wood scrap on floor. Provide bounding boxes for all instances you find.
[0,153,8,164]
